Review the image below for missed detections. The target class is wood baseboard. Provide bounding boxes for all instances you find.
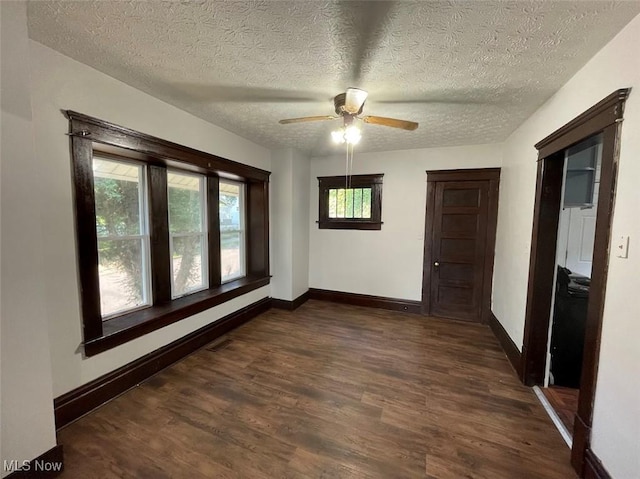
[584,449,612,479]
[54,297,271,430]
[271,290,310,311]
[489,311,523,378]
[308,288,422,314]
[4,444,64,478]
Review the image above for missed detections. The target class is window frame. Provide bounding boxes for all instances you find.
[317,174,383,230]
[67,111,270,356]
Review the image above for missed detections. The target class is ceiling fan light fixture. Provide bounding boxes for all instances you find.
[331,129,346,144]
[344,125,362,145]
[344,88,369,114]
[331,125,361,145]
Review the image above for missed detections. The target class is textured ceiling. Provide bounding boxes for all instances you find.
[27,1,640,156]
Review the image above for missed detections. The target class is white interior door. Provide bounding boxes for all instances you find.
[564,205,597,277]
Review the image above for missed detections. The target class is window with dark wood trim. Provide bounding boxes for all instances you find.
[317,174,383,230]
[66,111,270,356]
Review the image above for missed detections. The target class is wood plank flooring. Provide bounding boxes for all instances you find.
[57,300,576,478]
[541,386,579,434]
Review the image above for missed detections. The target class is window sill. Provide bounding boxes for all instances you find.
[318,220,383,230]
[84,275,270,356]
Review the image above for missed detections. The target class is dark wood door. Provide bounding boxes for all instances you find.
[424,170,497,322]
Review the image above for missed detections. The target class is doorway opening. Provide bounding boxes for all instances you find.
[540,134,602,442]
[521,89,629,476]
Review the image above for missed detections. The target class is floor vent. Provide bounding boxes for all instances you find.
[206,337,232,352]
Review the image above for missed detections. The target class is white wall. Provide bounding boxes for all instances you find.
[309,144,502,300]
[270,148,310,301]
[27,40,272,398]
[291,149,310,299]
[492,14,640,478]
[270,149,294,300]
[0,2,57,474]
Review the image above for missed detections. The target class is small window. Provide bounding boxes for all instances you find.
[168,171,208,298]
[220,180,246,282]
[93,156,151,318]
[317,174,383,230]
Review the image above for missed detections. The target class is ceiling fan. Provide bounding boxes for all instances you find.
[278,87,419,132]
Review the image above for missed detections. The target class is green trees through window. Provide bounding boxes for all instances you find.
[93,158,211,316]
[328,187,372,219]
[220,180,245,282]
[93,157,149,317]
[168,171,207,298]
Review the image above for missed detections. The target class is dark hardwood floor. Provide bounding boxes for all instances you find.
[57,300,576,478]
[541,386,580,434]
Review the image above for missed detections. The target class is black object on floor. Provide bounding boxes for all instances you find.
[550,266,589,388]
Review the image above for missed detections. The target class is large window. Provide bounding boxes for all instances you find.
[317,174,383,230]
[68,111,270,356]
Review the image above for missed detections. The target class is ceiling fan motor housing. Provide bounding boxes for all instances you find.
[334,93,364,116]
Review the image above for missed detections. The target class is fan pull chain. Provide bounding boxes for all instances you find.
[345,144,349,189]
[344,143,354,189]
[348,143,354,189]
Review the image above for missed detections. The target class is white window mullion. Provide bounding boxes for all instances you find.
[139,165,152,306]
[200,231,209,289]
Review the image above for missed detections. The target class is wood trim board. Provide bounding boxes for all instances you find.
[308,288,422,314]
[271,291,310,311]
[521,152,565,385]
[583,449,613,479]
[425,168,501,183]
[85,276,270,356]
[65,110,270,182]
[535,89,629,159]
[488,311,523,378]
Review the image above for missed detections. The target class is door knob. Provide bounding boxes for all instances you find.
[434,262,440,267]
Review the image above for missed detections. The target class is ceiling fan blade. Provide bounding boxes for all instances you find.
[279,115,338,124]
[344,88,368,114]
[362,115,419,131]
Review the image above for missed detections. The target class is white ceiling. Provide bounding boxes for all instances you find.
[27,1,640,156]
